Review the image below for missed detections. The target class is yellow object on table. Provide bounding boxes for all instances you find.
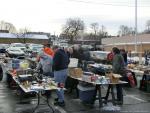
[20,61,29,70]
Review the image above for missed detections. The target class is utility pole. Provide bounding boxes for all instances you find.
[134,0,137,52]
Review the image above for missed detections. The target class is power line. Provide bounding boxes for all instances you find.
[68,0,132,7]
[67,0,150,7]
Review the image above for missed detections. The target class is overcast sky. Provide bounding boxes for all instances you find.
[0,0,150,35]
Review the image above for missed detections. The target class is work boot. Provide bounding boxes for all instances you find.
[54,101,65,107]
[54,98,58,102]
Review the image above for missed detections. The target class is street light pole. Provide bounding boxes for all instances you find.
[134,0,137,52]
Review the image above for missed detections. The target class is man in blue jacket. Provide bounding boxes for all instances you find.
[36,51,53,77]
[52,46,70,107]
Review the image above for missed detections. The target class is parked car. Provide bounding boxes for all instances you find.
[9,43,26,51]
[59,43,68,48]
[81,45,94,50]
[26,44,43,57]
[0,44,9,53]
[6,47,25,58]
[90,51,110,63]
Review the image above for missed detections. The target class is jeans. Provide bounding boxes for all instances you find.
[116,84,123,102]
[44,72,54,78]
[54,69,68,102]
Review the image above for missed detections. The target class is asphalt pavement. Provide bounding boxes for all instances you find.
[0,79,150,113]
[0,63,150,113]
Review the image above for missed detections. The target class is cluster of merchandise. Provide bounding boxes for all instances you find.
[68,67,122,84]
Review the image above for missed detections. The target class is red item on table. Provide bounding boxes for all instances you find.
[58,83,64,88]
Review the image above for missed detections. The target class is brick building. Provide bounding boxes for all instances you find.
[102,34,150,52]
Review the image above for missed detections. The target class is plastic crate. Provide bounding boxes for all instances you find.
[12,59,20,69]
[77,84,95,102]
[146,81,150,93]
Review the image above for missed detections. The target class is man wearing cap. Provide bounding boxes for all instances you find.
[43,43,54,57]
[36,51,53,77]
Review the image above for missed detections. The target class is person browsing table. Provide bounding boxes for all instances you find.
[52,45,70,107]
[112,47,126,105]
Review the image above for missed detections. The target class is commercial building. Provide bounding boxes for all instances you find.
[102,34,150,52]
[0,32,49,44]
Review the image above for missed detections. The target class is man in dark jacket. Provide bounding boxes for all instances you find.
[52,45,69,107]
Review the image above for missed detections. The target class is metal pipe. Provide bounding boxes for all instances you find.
[134,0,137,52]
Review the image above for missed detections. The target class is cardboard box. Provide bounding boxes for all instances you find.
[68,68,83,78]
[107,73,122,83]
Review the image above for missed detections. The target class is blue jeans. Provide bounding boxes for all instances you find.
[54,69,68,102]
[44,72,54,78]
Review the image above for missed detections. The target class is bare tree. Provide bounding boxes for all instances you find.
[90,23,108,40]
[62,18,84,43]
[16,27,30,43]
[90,22,99,36]
[118,25,134,36]
[146,20,150,31]
[0,21,16,33]
[145,20,150,33]
[99,25,107,37]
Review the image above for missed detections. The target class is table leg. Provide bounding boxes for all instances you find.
[110,85,116,105]
[97,85,103,108]
[33,91,55,113]
[7,73,11,88]
[140,74,146,90]
[32,92,40,113]
[105,85,111,103]
[46,96,54,113]
[18,87,23,103]
[93,86,97,103]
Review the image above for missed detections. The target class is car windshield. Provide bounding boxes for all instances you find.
[0,44,9,49]
[82,45,93,49]
[95,52,107,59]
[30,44,43,46]
[10,49,21,52]
[12,44,25,47]
[0,45,4,49]
[32,46,42,51]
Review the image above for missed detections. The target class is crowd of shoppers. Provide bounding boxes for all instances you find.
[36,43,129,106]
